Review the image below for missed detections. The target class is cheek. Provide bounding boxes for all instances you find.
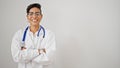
[27,16,31,20]
[39,17,42,20]
[28,17,33,22]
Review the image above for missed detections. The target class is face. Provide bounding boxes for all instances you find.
[27,7,42,26]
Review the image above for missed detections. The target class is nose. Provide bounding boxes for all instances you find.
[32,14,37,18]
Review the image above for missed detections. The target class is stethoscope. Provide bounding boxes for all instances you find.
[21,25,45,67]
[21,25,45,46]
[20,25,45,49]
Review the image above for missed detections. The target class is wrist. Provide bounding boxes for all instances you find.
[38,49,41,55]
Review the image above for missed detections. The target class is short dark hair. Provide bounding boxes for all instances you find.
[26,3,42,14]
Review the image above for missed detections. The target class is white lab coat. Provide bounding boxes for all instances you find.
[11,26,56,68]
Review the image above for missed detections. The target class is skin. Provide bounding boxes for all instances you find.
[21,7,46,54]
[27,7,43,34]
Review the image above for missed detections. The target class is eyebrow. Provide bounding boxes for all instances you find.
[29,12,40,13]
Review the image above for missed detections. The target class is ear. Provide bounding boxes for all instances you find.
[41,14,43,18]
[26,14,29,19]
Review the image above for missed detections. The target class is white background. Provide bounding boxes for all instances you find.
[0,0,120,68]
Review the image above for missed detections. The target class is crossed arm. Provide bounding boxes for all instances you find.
[11,32,56,65]
[21,46,46,55]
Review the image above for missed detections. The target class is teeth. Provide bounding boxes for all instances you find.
[32,20,37,22]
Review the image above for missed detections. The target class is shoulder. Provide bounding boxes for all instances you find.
[15,28,25,36]
[45,28,55,36]
[42,27,55,39]
[13,27,27,39]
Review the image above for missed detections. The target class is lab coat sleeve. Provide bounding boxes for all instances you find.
[11,30,39,63]
[32,31,56,65]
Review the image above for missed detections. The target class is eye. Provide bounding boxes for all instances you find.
[35,12,41,16]
[28,12,33,16]
[28,12,41,16]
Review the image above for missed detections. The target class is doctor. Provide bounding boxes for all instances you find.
[11,3,56,68]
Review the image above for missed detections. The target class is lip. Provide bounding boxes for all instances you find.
[32,19,38,22]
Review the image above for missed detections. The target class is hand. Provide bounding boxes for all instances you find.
[38,48,46,54]
[21,46,26,50]
[38,49,41,55]
[42,48,46,53]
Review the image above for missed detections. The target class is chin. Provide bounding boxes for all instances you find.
[30,23,39,26]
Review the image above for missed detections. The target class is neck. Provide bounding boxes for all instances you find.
[30,25,40,34]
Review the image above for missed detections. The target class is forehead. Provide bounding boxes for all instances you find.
[29,7,40,12]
